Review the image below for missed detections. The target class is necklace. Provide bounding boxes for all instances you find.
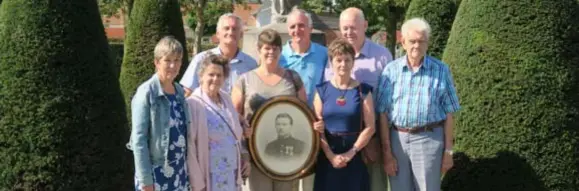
[334,80,350,106]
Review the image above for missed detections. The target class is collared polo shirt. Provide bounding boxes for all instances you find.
[280,41,328,106]
[324,39,393,89]
[375,55,461,127]
[180,47,257,94]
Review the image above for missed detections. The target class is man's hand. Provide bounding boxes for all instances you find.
[441,151,453,174]
[141,185,154,191]
[384,153,398,176]
[184,87,192,97]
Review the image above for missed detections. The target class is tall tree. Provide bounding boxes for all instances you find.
[186,0,233,39]
[0,0,131,189]
[119,0,189,121]
[405,0,458,58]
[442,0,579,190]
[182,0,207,54]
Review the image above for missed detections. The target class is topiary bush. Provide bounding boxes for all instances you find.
[0,0,131,190]
[109,42,124,79]
[441,0,579,190]
[405,0,458,58]
[119,0,189,119]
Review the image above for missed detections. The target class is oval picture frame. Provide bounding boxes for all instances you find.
[249,96,319,181]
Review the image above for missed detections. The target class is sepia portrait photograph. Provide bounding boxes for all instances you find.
[249,96,318,180]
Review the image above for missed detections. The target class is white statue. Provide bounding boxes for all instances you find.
[271,0,302,23]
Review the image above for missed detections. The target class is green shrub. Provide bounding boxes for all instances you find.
[405,0,458,58]
[119,0,189,121]
[109,42,124,79]
[0,0,131,189]
[442,0,579,190]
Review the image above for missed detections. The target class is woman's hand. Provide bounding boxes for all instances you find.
[313,119,325,134]
[328,153,347,169]
[241,159,251,178]
[240,118,252,138]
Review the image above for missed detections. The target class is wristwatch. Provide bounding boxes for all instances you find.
[444,149,454,155]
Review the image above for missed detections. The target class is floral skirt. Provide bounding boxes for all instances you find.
[134,158,190,191]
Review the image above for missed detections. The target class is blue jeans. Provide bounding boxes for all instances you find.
[388,126,444,191]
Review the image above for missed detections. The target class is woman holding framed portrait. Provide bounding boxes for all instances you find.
[312,39,376,191]
[231,29,307,191]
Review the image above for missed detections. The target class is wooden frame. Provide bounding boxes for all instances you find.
[249,96,319,181]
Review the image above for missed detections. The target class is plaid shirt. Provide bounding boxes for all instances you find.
[375,55,460,127]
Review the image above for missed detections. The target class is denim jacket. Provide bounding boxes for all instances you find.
[127,74,192,187]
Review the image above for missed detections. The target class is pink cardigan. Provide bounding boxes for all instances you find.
[186,89,244,191]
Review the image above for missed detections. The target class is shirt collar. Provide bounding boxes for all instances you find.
[283,40,316,57]
[400,55,431,71]
[151,74,184,99]
[357,39,372,58]
[210,47,243,64]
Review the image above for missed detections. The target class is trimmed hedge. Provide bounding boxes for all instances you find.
[109,42,124,79]
[0,0,131,190]
[442,0,579,190]
[119,0,189,118]
[405,0,458,58]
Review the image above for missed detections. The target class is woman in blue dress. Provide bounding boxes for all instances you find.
[312,39,376,191]
[129,36,191,191]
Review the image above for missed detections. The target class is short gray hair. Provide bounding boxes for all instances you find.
[401,18,431,39]
[289,7,313,28]
[154,36,183,60]
[197,54,231,79]
[216,13,244,31]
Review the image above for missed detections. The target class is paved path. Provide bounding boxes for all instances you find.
[241,180,305,191]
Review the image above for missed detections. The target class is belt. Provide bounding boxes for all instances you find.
[328,131,360,137]
[392,120,445,134]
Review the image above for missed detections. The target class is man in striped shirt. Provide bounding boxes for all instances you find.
[375,18,460,191]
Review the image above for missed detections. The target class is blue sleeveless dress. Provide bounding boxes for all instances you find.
[134,94,189,191]
[313,81,371,191]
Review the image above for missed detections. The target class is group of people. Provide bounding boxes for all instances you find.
[128,6,460,191]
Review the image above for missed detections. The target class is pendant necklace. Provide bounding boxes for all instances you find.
[335,80,349,106]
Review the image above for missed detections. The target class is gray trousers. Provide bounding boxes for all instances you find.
[247,163,298,191]
[388,127,444,191]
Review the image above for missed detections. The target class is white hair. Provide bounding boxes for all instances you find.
[216,13,244,31]
[154,36,183,60]
[401,18,431,39]
[339,7,365,22]
[289,7,313,28]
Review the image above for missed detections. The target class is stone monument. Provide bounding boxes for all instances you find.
[243,0,326,61]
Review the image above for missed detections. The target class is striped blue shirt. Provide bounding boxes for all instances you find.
[375,55,460,127]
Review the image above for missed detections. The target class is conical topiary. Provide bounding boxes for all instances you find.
[119,0,189,120]
[404,0,458,58]
[441,0,579,190]
[0,0,131,190]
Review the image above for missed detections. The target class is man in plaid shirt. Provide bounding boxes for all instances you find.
[375,18,461,191]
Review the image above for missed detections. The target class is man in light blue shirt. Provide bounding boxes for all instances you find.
[375,18,460,191]
[180,13,257,95]
[279,8,327,191]
[280,8,328,107]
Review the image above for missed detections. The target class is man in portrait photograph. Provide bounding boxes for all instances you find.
[265,113,306,159]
